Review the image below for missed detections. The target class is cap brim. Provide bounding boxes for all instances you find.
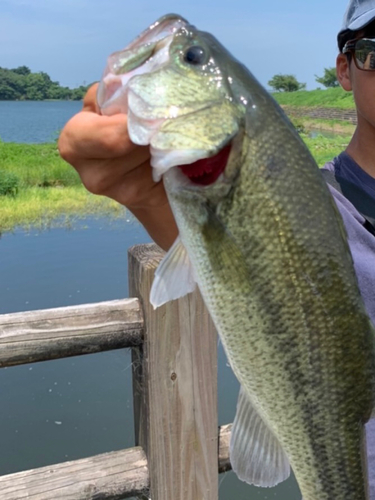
[347,9,375,31]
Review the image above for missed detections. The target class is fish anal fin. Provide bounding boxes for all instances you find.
[230,386,290,487]
[150,236,196,309]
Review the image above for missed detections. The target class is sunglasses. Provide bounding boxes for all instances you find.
[343,38,375,70]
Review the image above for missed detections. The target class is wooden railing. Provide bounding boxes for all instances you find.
[0,244,232,500]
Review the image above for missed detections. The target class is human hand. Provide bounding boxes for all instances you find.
[58,83,178,250]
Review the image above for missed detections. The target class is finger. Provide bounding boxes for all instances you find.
[106,161,168,209]
[82,83,100,113]
[74,152,154,201]
[59,111,146,160]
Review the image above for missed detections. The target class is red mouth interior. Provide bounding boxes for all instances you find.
[178,143,231,186]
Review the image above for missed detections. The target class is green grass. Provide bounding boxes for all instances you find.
[0,140,80,188]
[302,134,351,167]
[0,130,351,232]
[273,87,355,109]
[0,185,125,232]
[0,140,126,232]
[296,117,355,135]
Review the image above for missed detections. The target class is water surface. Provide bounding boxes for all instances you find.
[0,217,300,499]
[0,101,82,143]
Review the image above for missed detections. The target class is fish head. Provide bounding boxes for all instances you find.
[98,14,249,196]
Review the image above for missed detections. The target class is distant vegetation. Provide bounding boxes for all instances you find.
[315,67,339,88]
[0,66,90,101]
[268,74,306,92]
[272,87,355,109]
[268,68,339,93]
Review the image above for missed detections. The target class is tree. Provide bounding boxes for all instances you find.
[0,66,88,100]
[46,84,71,100]
[315,67,339,88]
[11,65,31,76]
[0,68,26,99]
[268,74,306,92]
[70,85,89,100]
[0,83,18,100]
[25,73,49,100]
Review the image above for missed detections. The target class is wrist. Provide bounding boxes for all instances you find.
[129,205,178,251]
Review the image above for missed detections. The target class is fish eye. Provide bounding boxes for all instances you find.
[183,45,206,65]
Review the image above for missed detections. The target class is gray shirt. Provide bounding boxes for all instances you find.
[323,151,375,499]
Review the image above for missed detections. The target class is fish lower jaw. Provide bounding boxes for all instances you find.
[150,147,212,182]
[127,107,213,182]
[150,141,233,185]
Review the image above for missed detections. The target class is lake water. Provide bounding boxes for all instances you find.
[0,102,300,499]
[0,101,82,143]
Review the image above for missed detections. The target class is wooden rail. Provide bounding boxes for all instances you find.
[0,244,233,500]
[0,299,143,367]
[0,448,149,500]
[0,426,232,500]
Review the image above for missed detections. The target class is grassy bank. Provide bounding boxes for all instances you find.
[0,130,351,232]
[273,87,355,109]
[0,186,125,232]
[0,140,124,232]
[0,140,81,188]
[302,134,351,166]
[296,117,355,135]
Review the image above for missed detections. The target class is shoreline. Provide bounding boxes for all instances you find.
[0,117,352,234]
[0,185,125,234]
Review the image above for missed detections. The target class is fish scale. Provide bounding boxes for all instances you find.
[99,14,375,499]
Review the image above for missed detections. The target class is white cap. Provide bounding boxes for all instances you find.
[341,0,375,31]
[338,0,375,50]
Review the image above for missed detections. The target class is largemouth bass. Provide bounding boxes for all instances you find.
[98,15,375,499]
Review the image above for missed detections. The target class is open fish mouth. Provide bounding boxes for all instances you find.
[98,13,239,187]
[178,143,232,186]
[126,91,235,185]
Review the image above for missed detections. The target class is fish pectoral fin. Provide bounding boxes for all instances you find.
[150,236,196,309]
[230,386,290,487]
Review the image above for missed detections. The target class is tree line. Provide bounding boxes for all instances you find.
[0,66,90,100]
[0,65,339,99]
[268,68,339,92]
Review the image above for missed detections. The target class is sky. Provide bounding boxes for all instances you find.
[0,0,349,91]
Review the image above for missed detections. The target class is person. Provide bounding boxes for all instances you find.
[58,0,375,495]
[322,0,375,328]
[319,4,375,494]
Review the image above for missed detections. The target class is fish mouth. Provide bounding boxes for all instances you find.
[178,143,232,186]
[98,15,187,114]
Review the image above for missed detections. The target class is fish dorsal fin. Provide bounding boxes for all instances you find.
[230,386,290,487]
[150,236,196,309]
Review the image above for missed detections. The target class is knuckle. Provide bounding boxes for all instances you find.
[57,138,73,164]
[80,171,109,195]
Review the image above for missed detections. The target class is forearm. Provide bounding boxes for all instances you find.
[130,204,178,251]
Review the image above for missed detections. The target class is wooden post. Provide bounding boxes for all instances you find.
[128,244,218,500]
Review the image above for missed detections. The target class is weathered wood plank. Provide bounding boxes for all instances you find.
[218,424,232,474]
[129,243,218,500]
[0,447,149,500]
[0,426,232,500]
[0,299,143,367]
